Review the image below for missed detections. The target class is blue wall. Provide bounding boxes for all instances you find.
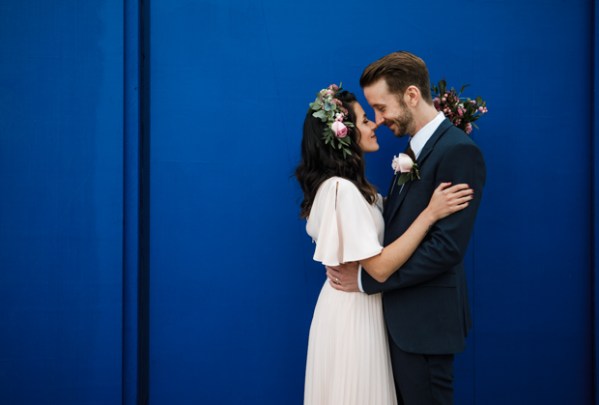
[0,1,124,404]
[0,0,596,404]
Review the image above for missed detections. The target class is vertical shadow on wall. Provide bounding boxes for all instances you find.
[593,0,598,401]
[592,0,598,401]
[139,0,151,403]
[123,0,140,403]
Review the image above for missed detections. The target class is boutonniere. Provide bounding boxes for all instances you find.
[391,153,420,185]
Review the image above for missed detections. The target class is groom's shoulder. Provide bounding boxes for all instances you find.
[439,125,480,150]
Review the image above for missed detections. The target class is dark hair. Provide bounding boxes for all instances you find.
[360,51,433,104]
[295,90,377,218]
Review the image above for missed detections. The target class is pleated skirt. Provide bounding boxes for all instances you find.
[304,281,397,405]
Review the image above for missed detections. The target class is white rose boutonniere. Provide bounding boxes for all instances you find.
[391,153,421,185]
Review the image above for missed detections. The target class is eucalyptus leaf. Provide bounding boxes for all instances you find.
[313,110,326,120]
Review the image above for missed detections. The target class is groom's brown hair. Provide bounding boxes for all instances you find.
[360,51,433,105]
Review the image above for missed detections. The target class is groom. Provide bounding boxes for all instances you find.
[328,51,486,404]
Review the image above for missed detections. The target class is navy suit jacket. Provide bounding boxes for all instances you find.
[362,119,486,354]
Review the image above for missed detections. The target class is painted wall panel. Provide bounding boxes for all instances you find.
[0,0,593,404]
[148,0,593,404]
[0,2,124,404]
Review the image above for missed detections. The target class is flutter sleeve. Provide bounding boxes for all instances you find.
[311,179,383,266]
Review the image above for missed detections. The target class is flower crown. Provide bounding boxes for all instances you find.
[308,83,355,158]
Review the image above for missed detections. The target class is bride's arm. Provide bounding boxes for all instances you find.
[360,182,472,283]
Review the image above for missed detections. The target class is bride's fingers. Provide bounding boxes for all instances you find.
[448,186,473,194]
[453,201,470,211]
[444,183,470,193]
[435,182,453,192]
[453,195,474,205]
[448,189,474,200]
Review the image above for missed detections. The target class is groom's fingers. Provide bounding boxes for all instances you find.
[326,265,341,278]
[326,266,341,285]
[326,265,359,292]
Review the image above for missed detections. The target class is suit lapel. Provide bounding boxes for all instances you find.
[384,178,412,223]
[384,119,453,224]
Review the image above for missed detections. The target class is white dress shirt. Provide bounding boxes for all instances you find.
[357,112,446,292]
[409,111,446,159]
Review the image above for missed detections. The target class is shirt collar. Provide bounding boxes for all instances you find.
[409,112,445,159]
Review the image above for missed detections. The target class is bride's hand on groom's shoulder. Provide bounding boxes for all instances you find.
[326,262,360,292]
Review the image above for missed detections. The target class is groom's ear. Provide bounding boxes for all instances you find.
[404,85,420,108]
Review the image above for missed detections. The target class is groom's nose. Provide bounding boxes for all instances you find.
[375,113,385,126]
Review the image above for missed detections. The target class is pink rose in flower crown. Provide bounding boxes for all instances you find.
[391,153,414,174]
[308,83,355,158]
[331,121,348,138]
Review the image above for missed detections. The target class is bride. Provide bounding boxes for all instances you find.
[295,84,472,404]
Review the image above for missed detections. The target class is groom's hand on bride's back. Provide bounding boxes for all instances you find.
[326,262,360,292]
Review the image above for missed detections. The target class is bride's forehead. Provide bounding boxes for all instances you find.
[352,102,365,114]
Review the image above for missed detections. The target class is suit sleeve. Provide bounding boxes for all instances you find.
[362,142,486,293]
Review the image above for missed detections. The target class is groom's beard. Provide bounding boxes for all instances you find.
[386,109,415,138]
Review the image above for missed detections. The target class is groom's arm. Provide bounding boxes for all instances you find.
[362,142,486,294]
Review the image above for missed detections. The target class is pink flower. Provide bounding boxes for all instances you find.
[328,84,339,91]
[331,121,348,138]
[432,80,487,136]
[391,153,414,174]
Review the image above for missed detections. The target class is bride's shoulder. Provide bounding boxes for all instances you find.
[317,176,361,197]
[321,176,356,189]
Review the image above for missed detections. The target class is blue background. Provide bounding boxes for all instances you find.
[0,0,596,404]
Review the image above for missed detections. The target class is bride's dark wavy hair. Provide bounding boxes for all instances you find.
[295,90,377,218]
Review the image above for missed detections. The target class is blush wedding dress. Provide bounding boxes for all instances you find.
[304,177,397,405]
